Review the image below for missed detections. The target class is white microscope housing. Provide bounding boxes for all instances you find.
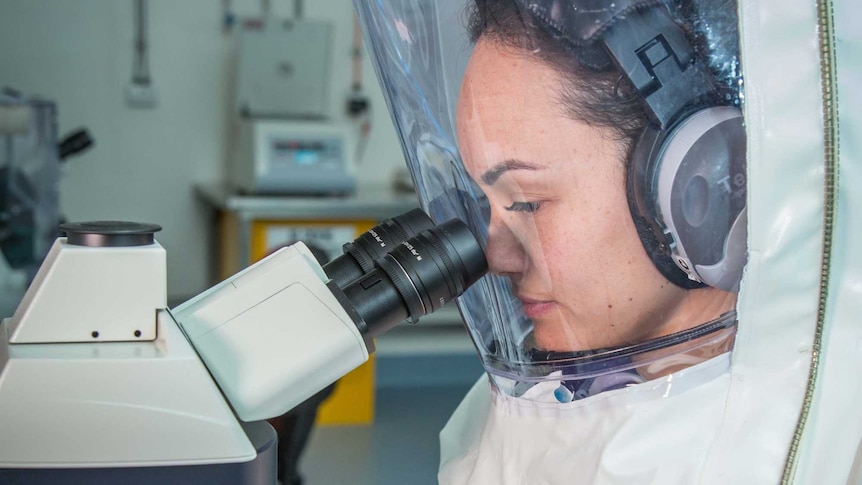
[0,222,279,483]
[0,216,486,483]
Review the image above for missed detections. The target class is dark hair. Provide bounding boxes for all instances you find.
[466,1,648,152]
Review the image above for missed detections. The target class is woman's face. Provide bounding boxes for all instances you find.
[457,39,692,351]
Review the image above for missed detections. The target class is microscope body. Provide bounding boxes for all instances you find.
[0,214,486,482]
[0,231,363,482]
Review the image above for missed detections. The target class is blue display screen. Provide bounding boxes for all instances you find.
[294,150,319,165]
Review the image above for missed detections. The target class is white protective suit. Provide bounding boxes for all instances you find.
[355,0,862,482]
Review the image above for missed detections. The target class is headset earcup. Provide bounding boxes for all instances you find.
[626,125,706,290]
[643,106,747,292]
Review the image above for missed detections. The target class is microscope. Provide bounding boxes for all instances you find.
[0,209,486,484]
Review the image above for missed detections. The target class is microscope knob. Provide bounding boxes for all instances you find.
[59,221,162,247]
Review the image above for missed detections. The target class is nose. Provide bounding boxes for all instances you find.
[484,211,527,279]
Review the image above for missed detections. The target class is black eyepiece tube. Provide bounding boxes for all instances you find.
[322,208,434,288]
[341,218,487,338]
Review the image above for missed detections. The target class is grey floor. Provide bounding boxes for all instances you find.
[299,354,483,485]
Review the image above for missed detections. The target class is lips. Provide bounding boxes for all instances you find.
[518,296,556,319]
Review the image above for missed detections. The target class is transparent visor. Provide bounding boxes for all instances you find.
[355,0,746,397]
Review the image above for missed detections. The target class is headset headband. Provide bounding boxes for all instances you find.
[517,0,719,127]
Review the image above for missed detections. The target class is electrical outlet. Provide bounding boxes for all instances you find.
[125,83,158,109]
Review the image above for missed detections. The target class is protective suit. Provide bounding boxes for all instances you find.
[354,0,862,482]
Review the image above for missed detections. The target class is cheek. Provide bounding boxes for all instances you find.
[534,187,644,286]
[533,220,589,284]
[563,167,637,251]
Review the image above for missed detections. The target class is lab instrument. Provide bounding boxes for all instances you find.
[0,211,486,483]
[233,119,356,195]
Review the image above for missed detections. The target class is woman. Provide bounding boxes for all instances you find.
[354,0,820,483]
[357,0,862,482]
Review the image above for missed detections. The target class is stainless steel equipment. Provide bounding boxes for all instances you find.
[236,20,332,119]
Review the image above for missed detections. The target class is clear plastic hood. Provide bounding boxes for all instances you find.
[355,0,746,399]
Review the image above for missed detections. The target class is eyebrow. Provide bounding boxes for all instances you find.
[480,159,543,185]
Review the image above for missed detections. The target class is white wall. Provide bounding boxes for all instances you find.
[0,0,406,300]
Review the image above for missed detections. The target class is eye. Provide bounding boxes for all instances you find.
[505,201,543,213]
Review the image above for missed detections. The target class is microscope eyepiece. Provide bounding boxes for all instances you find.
[322,208,434,288]
[340,218,487,338]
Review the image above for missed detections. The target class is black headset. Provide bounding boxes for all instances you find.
[520,0,747,292]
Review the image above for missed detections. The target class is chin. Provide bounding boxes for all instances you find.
[532,312,630,352]
[532,321,587,352]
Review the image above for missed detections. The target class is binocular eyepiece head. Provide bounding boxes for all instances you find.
[321,210,488,341]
